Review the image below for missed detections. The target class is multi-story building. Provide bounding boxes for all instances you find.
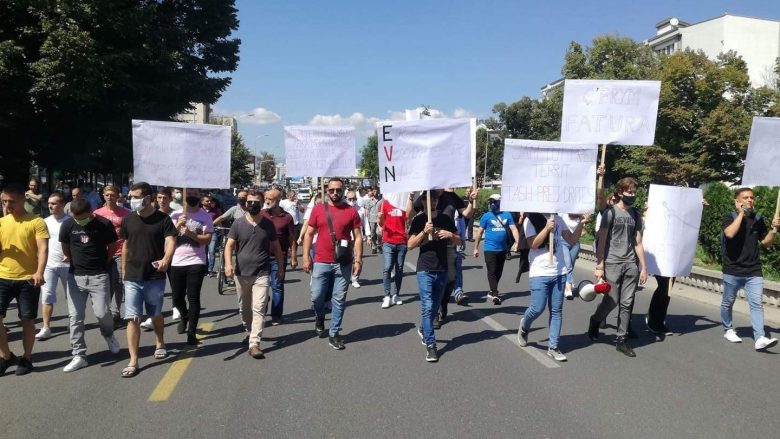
[173,102,211,124]
[540,13,780,97]
[646,14,780,88]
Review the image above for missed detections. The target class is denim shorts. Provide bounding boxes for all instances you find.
[124,279,166,320]
[0,279,40,320]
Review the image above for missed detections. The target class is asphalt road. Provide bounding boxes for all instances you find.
[1,246,779,439]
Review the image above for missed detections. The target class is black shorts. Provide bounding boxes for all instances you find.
[0,279,40,320]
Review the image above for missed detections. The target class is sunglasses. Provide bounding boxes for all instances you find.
[245,200,262,206]
[327,188,343,194]
[347,198,357,201]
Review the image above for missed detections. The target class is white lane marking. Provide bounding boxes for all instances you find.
[404,262,560,368]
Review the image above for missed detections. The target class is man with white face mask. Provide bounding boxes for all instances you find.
[170,188,183,211]
[119,182,177,377]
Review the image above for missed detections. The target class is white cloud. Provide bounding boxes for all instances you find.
[308,112,380,136]
[306,107,474,137]
[243,107,281,125]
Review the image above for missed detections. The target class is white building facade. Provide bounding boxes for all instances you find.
[646,14,780,88]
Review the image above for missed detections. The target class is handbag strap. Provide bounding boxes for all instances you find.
[491,211,512,243]
[323,203,338,248]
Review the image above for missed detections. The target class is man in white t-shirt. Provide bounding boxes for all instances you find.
[36,192,77,340]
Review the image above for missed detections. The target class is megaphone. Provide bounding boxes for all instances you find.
[577,280,611,302]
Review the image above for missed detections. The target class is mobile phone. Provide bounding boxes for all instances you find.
[152,261,160,269]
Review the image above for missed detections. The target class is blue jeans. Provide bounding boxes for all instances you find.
[417,271,447,346]
[382,243,407,296]
[124,279,166,320]
[311,262,350,337]
[721,274,766,340]
[521,275,565,349]
[270,258,287,319]
[207,233,218,272]
[453,250,464,295]
[561,240,581,284]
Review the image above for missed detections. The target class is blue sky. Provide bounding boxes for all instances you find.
[215,0,780,159]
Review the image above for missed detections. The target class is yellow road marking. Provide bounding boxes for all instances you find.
[148,322,214,402]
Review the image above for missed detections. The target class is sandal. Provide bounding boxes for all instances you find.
[121,365,139,378]
[154,348,168,359]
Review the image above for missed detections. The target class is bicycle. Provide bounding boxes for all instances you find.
[214,226,235,295]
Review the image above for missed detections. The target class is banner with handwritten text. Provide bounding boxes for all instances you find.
[560,79,661,146]
[132,120,231,188]
[284,126,356,178]
[501,139,598,213]
[377,118,471,193]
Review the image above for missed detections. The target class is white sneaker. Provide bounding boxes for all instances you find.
[63,356,88,373]
[547,348,567,362]
[381,296,392,309]
[351,280,361,288]
[105,335,121,354]
[172,307,181,322]
[140,318,154,331]
[392,294,403,305]
[755,336,778,350]
[35,326,52,340]
[724,329,742,343]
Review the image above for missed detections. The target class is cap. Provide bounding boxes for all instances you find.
[488,194,501,201]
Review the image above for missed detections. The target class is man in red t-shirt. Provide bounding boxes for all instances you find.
[377,198,408,309]
[302,178,362,350]
[93,185,131,326]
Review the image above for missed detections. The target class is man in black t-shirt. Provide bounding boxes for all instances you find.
[119,182,177,377]
[720,187,780,351]
[59,199,121,372]
[408,191,460,362]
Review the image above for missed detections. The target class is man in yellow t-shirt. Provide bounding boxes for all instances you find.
[0,183,49,376]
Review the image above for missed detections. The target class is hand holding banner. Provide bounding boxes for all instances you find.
[561,79,661,146]
[500,139,598,214]
[643,185,703,277]
[132,120,231,189]
[285,126,356,178]
[377,118,472,193]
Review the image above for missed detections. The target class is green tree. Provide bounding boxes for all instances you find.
[258,152,276,183]
[359,134,378,181]
[0,0,240,183]
[230,131,252,188]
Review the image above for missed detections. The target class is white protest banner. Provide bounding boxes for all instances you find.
[500,139,598,213]
[643,185,703,277]
[284,126,356,178]
[132,120,231,188]
[741,117,780,186]
[560,79,661,146]
[377,118,472,193]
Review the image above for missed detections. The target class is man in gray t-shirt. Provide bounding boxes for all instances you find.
[224,190,284,359]
[588,178,647,358]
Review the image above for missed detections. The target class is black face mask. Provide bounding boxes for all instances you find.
[238,198,247,206]
[621,194,637,206]
[185,196,200,207]
[246,202,262,215]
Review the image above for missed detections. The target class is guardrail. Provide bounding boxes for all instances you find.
[577,244,780,307]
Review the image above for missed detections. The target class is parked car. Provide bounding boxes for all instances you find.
[297,187,312,202]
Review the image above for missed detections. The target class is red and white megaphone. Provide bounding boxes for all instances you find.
[576,280,611,302]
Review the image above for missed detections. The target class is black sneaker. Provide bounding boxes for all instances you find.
[492,293,502,306]
[455,292,468,306]
[517,318,528,347]
[588,317,600,342]
[660,323,673,336]
[15,356,33,375]
[433,313,441,330]
[328,335,345,350]
[616,339,636,357]
[177,319,187,335]
[0,353,17,375]
[425,344,439,362]
[186,333,198,346]
[241,335,249,346]
[315,317,325,338]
